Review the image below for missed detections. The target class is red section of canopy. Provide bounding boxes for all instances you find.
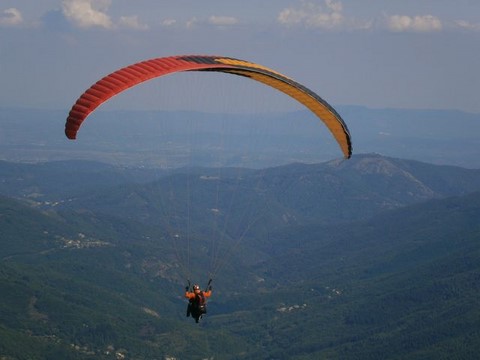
[65,56,233,139]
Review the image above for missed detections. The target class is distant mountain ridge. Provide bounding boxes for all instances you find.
[1,106,480,168]
[2,154,476,227]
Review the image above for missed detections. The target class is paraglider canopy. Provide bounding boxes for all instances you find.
[65,55,352,159]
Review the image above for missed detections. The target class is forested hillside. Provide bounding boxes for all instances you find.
[0,156,479,358]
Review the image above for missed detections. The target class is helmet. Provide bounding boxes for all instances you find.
[193,284,200,291]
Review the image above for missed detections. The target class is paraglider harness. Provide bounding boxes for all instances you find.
[192,292,207,314]
[186,279,211,321]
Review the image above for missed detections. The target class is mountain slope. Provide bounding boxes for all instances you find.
[0,160,163,201]
[1,177,480,358]
[244,192,480,359]
[52,154,480,232]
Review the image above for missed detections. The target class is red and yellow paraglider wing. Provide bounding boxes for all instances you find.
[65,55,352,158]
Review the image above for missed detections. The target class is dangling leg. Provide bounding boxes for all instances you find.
[191,309,200,323]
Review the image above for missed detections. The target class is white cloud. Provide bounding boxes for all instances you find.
[119,15,148,30]
[278,0,344,29]
[0,8,23,27]
[455,20,480,31]
[161,19,177,27]
[186,17,198,29]
[185,15,238,29]
[62,0,113,29]
[208,15,239,26]
[387,15,442,32]
[277,0,370,31]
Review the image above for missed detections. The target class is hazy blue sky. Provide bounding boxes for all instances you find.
[1,0,479,113]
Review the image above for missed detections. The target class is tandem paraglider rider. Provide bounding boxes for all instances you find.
[185,281,212,323]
